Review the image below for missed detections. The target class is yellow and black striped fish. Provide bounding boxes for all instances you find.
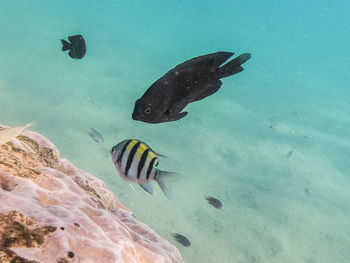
[110,139,174,197]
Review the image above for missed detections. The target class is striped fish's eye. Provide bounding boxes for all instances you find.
[110,147,115,155]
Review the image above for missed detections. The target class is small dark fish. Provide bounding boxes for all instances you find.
[61,35,86,59]
[286,150,293,159]
[132,51,251,123]
[88,128,104,143]
[172,233,191,247]
[205,196,222,209]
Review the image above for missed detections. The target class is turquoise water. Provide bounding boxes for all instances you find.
[1,1,350,262]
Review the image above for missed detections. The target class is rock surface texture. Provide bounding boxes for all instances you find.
[0,127,183,263]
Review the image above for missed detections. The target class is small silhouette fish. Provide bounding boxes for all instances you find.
[205,196,223,209]
[286,150,293,159]
[172,233,191,247]
[0,123,33,146]
[88,128,104,143]
[110,139,174,197]
[61,35,86,59]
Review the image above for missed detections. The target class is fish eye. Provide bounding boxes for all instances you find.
[110,147,115,154]
[144,107,152,114]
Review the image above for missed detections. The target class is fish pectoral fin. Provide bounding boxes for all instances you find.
[167,112,188,122]
[139,183,153,194]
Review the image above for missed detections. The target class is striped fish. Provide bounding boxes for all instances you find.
[110,139,174,197]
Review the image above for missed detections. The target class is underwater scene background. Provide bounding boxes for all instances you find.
[1,1,350,262]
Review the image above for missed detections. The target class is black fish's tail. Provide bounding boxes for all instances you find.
[217,53,251,79]
[61,39,71,51]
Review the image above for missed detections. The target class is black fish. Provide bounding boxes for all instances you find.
[61,35,86,59]
[132,51,251,123]
[205,196,222,209]
[172,233,191,247]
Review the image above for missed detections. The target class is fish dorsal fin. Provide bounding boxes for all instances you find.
[139,183,153,194]
[175,52,234,71]
[141,141,166,157]
[152,149,165,158]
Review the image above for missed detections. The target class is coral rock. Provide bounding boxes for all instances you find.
[0,129,183,263]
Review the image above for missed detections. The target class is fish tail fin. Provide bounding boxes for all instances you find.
[61,39,71,51]
[156,171,177,199]
[217,53,251,79]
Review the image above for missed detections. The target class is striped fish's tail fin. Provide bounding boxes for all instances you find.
[156,171,177,199]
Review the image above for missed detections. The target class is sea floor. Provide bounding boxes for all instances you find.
[1,1,350,262]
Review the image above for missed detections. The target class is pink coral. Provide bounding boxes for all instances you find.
[0,129,183,263]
